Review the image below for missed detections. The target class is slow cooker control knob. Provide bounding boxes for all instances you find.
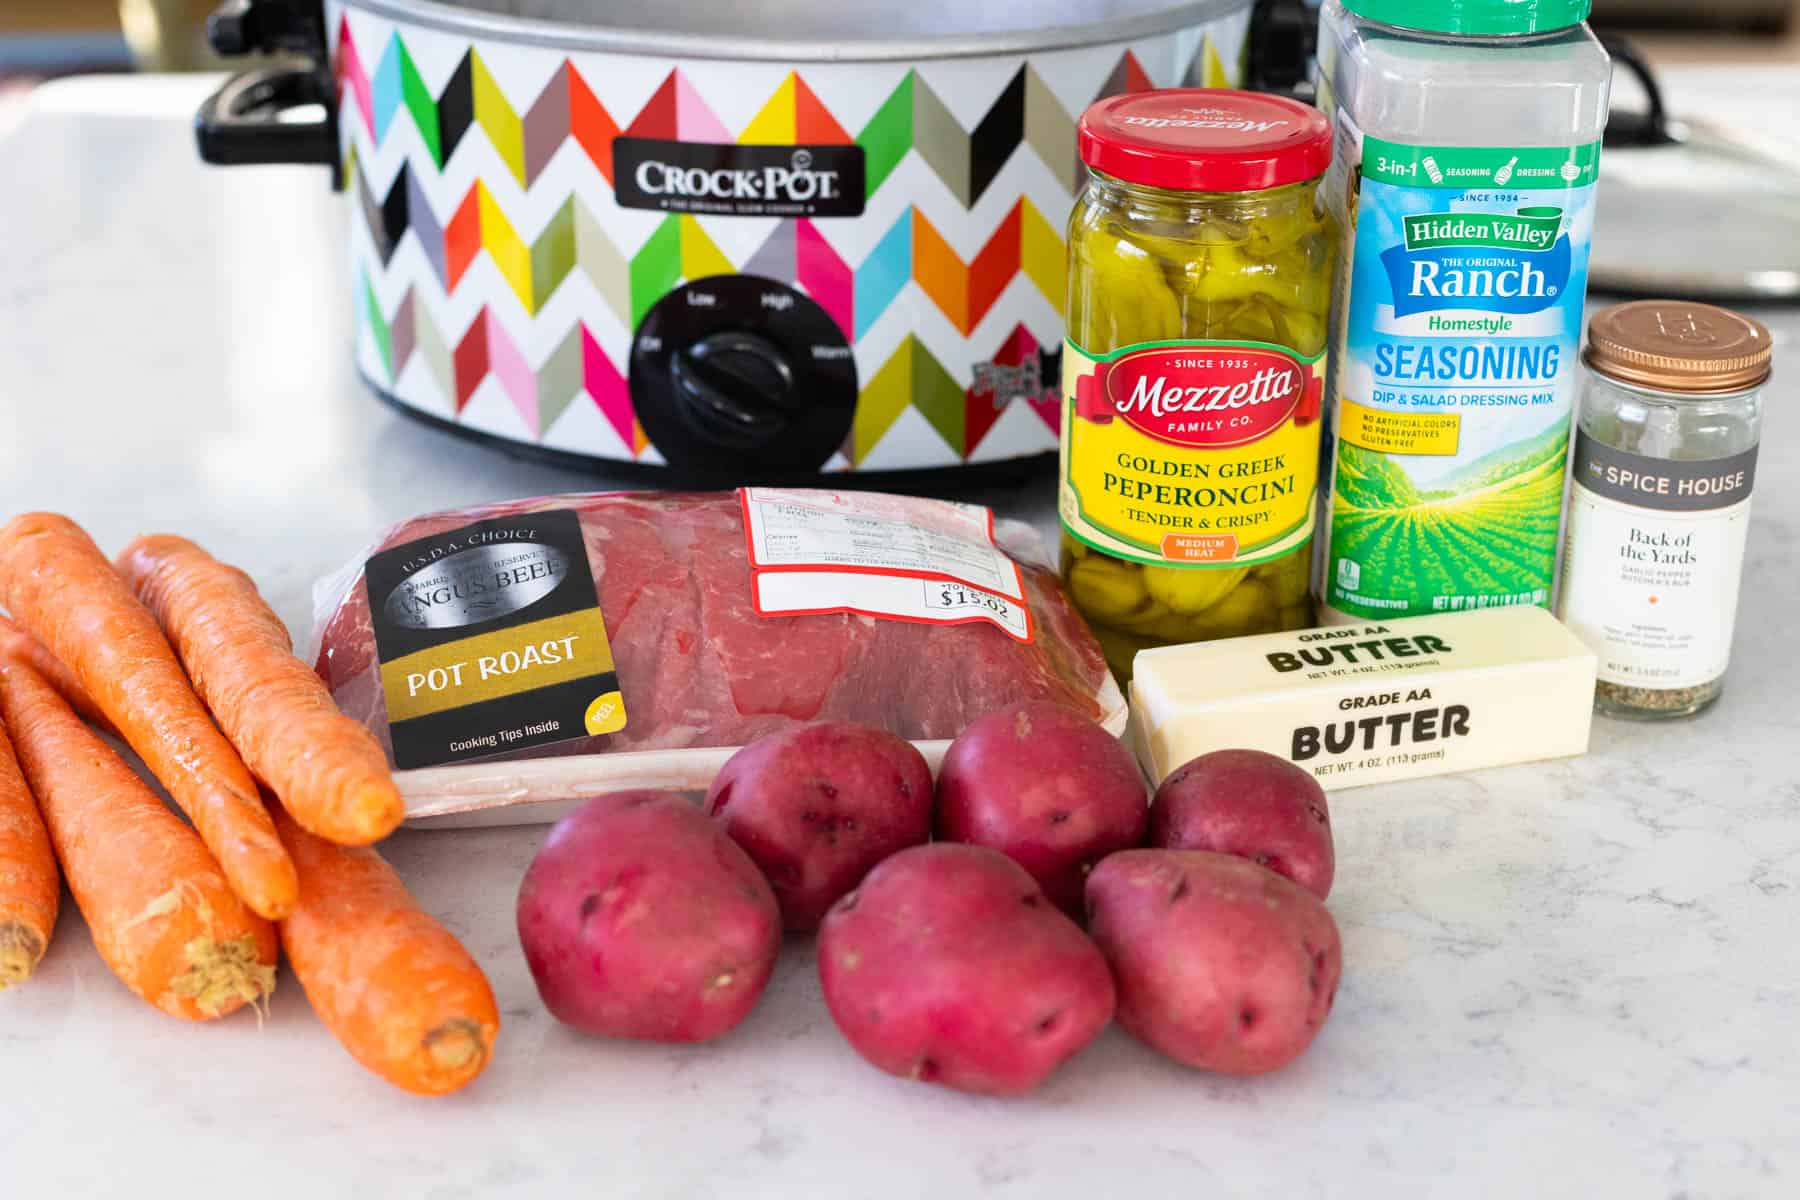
[629,277,857,475]
[669,330,801,450]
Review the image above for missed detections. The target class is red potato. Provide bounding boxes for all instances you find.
[936,702,1148,916]
[707,722,933,932]
[516,791,781,1043]
[1086,850,1341,1076]
[818,843,1116,1096]
[1150,749,1335,899]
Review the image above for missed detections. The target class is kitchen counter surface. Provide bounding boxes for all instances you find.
[2,71,1797,1200]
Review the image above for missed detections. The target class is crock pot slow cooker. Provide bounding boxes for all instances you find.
[199,0,1257,479]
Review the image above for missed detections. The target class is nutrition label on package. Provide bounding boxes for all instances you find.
[739,489,1031,641]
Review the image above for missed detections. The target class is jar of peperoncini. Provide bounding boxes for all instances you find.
[1059,90,1337,679]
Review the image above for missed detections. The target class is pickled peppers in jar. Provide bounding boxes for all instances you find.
[1058,90,1337,679]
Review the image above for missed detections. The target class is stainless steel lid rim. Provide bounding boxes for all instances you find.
[332,0,1253,470]
[339,0,1253,62]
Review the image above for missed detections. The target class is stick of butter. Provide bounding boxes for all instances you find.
[1129,607,1598,790]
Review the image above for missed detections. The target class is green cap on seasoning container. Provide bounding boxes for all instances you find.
[1078,89,1333,193]
[1341,0,1592,36]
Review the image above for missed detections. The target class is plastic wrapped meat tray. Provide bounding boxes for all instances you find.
[311,490,1124,826]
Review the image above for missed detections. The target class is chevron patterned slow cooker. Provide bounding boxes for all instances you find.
[198,0,1256,478]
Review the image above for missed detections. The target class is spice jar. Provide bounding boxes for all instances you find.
[1059,90,1337,680]
[1557,301,1771,719]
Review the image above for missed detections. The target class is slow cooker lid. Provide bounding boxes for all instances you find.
[348,0,1250,60]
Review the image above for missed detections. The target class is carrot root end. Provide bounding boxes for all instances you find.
[0,922,46,989]
[423,1017,490,1079]
[169,933,276,1018]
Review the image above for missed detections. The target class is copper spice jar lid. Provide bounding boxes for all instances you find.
[1584,300,1773,394]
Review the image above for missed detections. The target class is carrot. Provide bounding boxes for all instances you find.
[272,802,499,1095]
[0,614,116,737]
[0,657,277,1018]
[0,711,58,990]
[117,535,404,847]
[0,513,296,919]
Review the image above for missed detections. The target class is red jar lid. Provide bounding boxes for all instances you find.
[1078,89,1333,193]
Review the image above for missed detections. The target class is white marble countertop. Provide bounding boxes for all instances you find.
[2,70,1797,1200]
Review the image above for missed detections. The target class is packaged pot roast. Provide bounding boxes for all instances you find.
[310,488,1123,825]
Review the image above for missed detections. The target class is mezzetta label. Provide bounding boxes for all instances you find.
[366,509,626,770]
[1102,345,1307,449]
[1060,339,1324,567]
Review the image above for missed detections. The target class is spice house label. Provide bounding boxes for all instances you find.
[1558,434,1755,692]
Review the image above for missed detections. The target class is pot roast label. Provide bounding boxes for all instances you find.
[365,509,625,770]
[738,488,1033,642]
[612,138,866,218]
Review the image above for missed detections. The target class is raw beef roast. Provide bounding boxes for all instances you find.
[316,492,1109,765]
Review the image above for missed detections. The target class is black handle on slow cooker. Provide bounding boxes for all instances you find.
[195,0,339,181]
[1601,37,1676,149]
[1245,0,1317,101]
[196,66,338,169]
[208,0,325,55]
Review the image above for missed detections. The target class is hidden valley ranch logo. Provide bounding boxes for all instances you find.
[1381,207,1571,318]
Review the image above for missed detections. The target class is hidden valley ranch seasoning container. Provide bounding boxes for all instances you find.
[1557,301,1771,719]
[1059,90,1337,679]
[1313,0,1610,623]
